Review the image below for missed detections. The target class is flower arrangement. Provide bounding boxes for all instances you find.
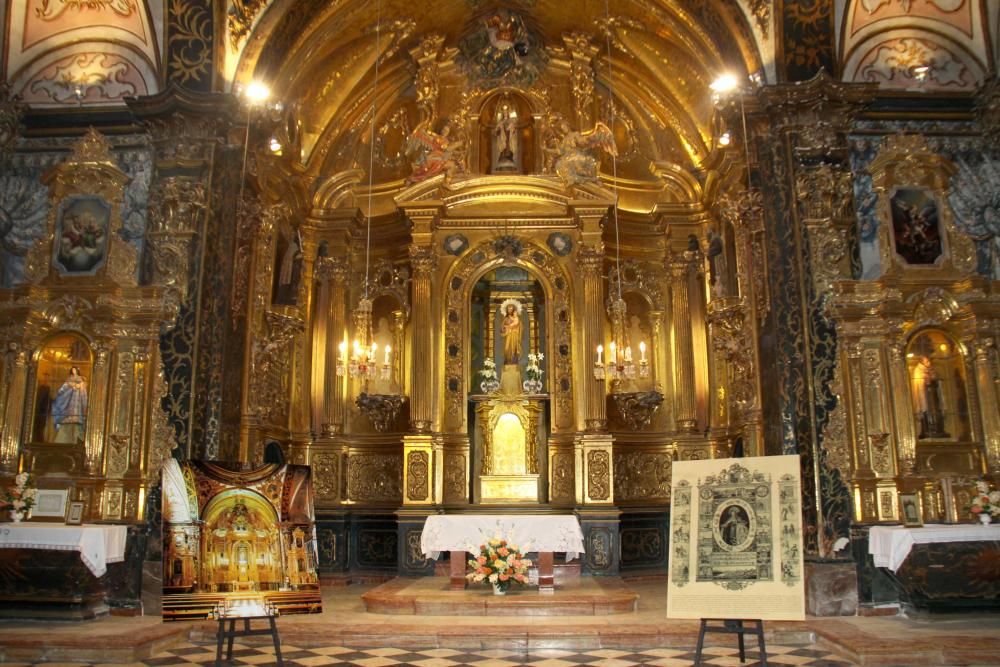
[970,480,1000,523]
[479,358,499,393]
[523,352,544,393]
[3,473,37,521]
[466,536,532,594]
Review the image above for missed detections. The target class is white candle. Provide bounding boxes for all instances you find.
[639,341,647,362]
[384,345,391,365]
[596,344,603,365]
[339,341,347,360]
[625,345,633,362]
[609,341,616,363]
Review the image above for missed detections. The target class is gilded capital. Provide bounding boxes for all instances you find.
[577,245,604,274]
[409,244,438,276]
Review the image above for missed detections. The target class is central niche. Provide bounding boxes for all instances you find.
[469,266,549,504]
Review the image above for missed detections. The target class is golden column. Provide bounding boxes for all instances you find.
[0,346,28,472]
[887,342,917,475]
[578,244,607,431]
[403,243,438,506]
[971,337,1000,473]
[318,257,349,436]
[85,343,111,473]
[668,256,698,432]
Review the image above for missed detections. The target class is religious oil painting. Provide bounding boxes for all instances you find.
[668,455,804,621]
[161,460,322,620]
[54,195,111,275]
[889,188,943,265]
[32,333,93,444]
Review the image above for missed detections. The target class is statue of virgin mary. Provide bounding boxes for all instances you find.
[51,366,88,443]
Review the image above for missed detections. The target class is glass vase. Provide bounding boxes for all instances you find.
[492,582,507,596]
[979,513,992,526]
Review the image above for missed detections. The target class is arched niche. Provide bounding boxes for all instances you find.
[906,329,971,443]
[200,488,282,593]
[477,90,536,175]
[30,332,93,447]
[444,239,573,433]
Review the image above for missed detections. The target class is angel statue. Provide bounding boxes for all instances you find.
[548,121,617,186]
[405,120,466,185]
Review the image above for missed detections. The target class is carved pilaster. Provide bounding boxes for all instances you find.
[971,337,1000,473]
[669,257,698,432]
[409,244,437,432]
[402,434,442,505]
[574,433,614,505]
[84,343,112,473]
[578,245,606,431]
[0,347,28,472]
[887,342,917,474]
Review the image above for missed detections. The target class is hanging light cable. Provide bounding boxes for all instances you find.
[337,0,390,383]
[594,0,646,383]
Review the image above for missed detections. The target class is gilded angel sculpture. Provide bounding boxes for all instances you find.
[549,121,617,186]
[405,120,466,185]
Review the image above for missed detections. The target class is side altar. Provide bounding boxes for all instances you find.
[471,392,546,504]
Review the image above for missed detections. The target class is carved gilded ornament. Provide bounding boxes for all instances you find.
[707,301,758,417]
[587,449,611,501]
[311,453,339,499]
[0,83,24,164]
[613,450,671,501]
[819,356,852,475]
[444,452,467,502]
[550,450,575,503]
[347,453,402,502]
[406,450,429,501]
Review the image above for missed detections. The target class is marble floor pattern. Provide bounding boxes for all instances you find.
[0,642,855,666]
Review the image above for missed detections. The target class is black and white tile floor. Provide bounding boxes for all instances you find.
[4,641,855,666]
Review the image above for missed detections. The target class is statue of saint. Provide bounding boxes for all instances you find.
[500,301,522,365]
[912,355,948,438]
[51,366,88,443]
[492,99,520,173]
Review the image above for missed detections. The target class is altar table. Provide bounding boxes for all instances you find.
[420,514,585,594]
[868,523,1000,573]
[0,522,127,577]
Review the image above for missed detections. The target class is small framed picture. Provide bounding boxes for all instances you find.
[30,489,70,521]
[899,493,923,527]
[66,501,85,525]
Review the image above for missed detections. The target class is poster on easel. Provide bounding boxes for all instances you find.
[667,455,804,620]
[161,459,322,620]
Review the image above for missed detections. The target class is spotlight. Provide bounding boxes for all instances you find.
[269,137,283,153]
[911,65,930,83]
[710,74,739,94]
[718,132,731,147]
[245,81,270,103]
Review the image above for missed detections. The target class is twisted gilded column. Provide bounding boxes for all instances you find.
[971,337,1000,473]
[0,347,29,472]
[318,258,349,435]
[669,256,698,432]
[408,244,437,432]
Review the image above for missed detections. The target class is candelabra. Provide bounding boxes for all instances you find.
[593,298,649,382]
[335,297,391,381]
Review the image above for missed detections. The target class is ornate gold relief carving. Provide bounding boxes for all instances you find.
[406,450,429,501]
[587,449,611,501]
[869,432,894,476]
[347,453,402,502]
[550,449,574,503]
[443,452,467,503]
[613,451,671,501]
[312,452,339,499]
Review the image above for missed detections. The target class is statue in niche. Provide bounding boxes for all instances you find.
[549,121,617,186]
[705,227,728,298]
[491,98,521,173]
[51,366,88,444]
[406,120,465,184]
[912,355,948,438]
[274,231,303,305]
[498,298,524,395]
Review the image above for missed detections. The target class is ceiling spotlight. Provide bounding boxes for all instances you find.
[245,81,270,103]
[718,132,731,147]
[269,137,283,153]
[911,65,930,82]
[710,73,739,94]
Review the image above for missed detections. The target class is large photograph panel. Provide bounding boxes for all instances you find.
[161,460,321,620]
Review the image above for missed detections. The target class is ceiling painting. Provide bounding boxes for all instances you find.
[840,0,990,91]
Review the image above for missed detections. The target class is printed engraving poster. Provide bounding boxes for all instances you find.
[667,455,804,620]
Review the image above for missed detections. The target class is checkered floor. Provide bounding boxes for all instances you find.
[12,641,855,666]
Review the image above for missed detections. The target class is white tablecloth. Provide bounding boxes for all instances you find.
[421,514,586,560]
[0,522,128,577]
[869,524,1000,573]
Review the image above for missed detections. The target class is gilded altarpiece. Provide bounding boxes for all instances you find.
[831,134,999,525]
[0,129,175,521]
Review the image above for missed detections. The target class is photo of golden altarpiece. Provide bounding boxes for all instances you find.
[0,0,997,620]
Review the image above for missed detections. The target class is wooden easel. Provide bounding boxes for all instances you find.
[694,618,767,666]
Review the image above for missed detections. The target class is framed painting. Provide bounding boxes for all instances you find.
[31,489,70,521]
[53,195,111,275]
[889,188,943,266]
[899,493,923,528]
[66,501,85,525]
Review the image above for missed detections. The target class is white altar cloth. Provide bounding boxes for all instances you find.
[869,523,1000,573]
[421,514,585,560]
[0,522,127,577]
